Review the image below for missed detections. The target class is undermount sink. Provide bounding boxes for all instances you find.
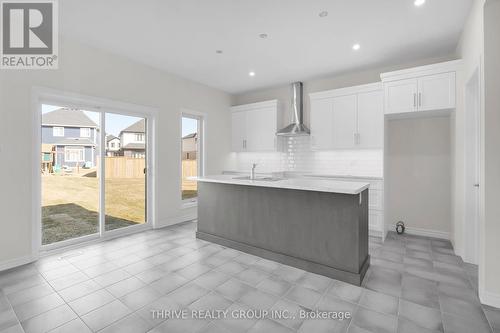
[232,176,282,182]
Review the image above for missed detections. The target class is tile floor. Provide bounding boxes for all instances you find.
[0,221,499,333]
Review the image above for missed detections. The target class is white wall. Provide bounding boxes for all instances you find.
[452,0,485,260]
[0,38,231,266]
[482,0,500,307]
[385,116,452,237]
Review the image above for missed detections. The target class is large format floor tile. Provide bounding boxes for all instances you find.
[0,223,497,333]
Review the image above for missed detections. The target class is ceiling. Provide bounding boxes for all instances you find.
[60,0,472,94]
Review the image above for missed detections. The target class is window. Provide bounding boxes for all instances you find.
[135,133,145,142]
[65,147,85,162]
[80,128,91,137]
[181,114,203,202]
[53,127,64,137]
[110,142,115,148]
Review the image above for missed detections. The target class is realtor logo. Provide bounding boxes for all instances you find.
[1,0,58,69]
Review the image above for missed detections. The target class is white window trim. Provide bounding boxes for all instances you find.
[64,147,85,162]
[53,127,64,137]
[80,127,91,138]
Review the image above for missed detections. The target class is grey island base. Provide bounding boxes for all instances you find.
[196,176,370,286]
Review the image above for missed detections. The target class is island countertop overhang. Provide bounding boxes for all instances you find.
[196,175,369,195]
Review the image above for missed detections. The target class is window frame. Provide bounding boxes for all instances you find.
[64,147,85,162]
[134,133,145,142]
[53,126,64,137]
[80,127,91,138]
[180,111,205,206]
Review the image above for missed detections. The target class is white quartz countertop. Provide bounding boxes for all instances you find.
[196,175,369,195]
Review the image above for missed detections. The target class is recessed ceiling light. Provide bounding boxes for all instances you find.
[319,11,328,18]
[249,71,256,77]
[414,0,426,6]
[352,43,361,51]
[259,33,268,39]
[215,50,223,54]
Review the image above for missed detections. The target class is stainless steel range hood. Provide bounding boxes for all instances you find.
[276,82,310,136]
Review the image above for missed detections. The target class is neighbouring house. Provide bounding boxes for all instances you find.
[42,108,99,169]
[119,119,146,158]
[106,135,121,156]
[182,132,197,160]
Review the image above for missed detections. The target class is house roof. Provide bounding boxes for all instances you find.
[42,108,98,128]
[182,132,197,139]
[106,135,119,143]
[53,138,96,146]
[121,119,145,134]
[122,143,145,150]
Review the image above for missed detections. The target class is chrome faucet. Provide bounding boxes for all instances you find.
[250,163,258,180]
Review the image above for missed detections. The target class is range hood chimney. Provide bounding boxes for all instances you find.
[276,82,310,136]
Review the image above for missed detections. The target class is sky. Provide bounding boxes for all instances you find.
[42,104,198,137]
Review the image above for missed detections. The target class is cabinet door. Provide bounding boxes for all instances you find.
[357,90,384,149]
[310,98,334,150]
[231,111,247,152]
[417,72,456,111]
[384,79,418,114]
[332,94,357,149]
[245,107,277,151]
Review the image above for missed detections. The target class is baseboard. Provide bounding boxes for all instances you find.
[0,254,38,273]
[157,213,197,228]
[480,289,500,309]
[389,224,450,240]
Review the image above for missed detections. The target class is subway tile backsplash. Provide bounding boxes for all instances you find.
[225,136,383,177]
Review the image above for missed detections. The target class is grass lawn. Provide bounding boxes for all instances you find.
[42,175,145,245]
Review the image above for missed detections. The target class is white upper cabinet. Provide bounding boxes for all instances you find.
[384,79,418,114]
[230,100,280,152]
[310,98,334,150]
[417,72,456,112]
[381,60,460,115]
[331,95,357,149]
[231,110,247,152]
[357,90,384,148]
[310,83,384,150]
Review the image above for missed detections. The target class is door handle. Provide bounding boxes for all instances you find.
[474,184,480,187]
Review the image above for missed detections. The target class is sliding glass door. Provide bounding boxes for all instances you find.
[104,113,147,231]
[40,104,150,247]
[41,106,101,245]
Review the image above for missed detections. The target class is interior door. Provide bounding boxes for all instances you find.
[357,90,384,148]
[245,106,277,151]
[331,94,357,149]
[417,72,456,111]
[384,79,418,114]
[104,113,147,232]
[231,111,246,152]
[310,98,334,150]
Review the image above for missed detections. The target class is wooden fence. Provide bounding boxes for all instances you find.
[105,157,145,179]
[182,159,198,190]
[103,157,197,187]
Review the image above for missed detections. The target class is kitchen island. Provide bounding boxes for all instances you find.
[196,175,370,285]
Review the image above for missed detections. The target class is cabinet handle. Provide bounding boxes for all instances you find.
[357,133,361,145]
[419,93,422,107]
[414,93,417,108]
